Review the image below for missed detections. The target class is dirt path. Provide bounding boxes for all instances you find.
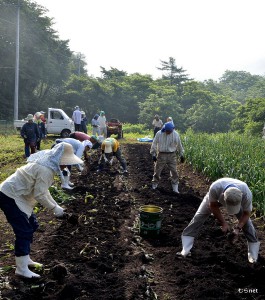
[0,143,264,300]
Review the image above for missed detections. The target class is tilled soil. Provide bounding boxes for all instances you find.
[0,143,265,300]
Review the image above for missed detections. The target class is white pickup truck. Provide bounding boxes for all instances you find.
[14,108,75,138]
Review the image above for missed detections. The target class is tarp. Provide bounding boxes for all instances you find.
[137,136,153,142]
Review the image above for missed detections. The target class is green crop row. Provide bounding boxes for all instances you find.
[0,135,25,181]
[182,129,265,215]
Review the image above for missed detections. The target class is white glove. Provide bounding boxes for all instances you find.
[53,205,64,217]
[109,157,114,165]
[98,155,103,164]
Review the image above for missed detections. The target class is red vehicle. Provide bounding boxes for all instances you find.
[106,118,123,139]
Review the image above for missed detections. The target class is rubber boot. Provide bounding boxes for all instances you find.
[248,241,260,263]
[61,175,73,190]
[68,180,74,187]
[28,256,43,268]
[176,236,194,257]
[172,183,179,193]
[15,255,40,278]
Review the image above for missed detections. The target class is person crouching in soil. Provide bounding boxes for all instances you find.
[99,137,128,174]
[177,177,260,263]
[54,138,93,189]
[69,132,101,150]
[0,142,83,278]
[150,122,185,193]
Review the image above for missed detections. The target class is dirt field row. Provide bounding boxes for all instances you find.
[0,143,264,300]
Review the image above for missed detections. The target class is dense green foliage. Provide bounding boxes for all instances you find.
[0,1,264,137]
[0,0,86,119]
[183,130,265,214]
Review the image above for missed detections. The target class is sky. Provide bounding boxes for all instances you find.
[34,0,265,81]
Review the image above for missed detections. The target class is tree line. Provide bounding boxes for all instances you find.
[1,0,265,136]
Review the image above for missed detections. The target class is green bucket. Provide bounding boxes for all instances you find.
[139,205,163,237]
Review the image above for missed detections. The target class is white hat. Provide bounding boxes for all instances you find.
[60,143,83,165]
[104,140,112,153]
[224,187,242,215]
[26,114,34,121]
[35,112,42,118]
[82,140,92,148]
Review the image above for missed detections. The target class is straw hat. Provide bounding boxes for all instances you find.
[60,143,83,165]
[104,140,112,153]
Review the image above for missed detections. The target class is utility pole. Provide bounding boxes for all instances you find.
[14,0,20,120]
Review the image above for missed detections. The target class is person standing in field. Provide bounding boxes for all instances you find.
[39,111,47,137]
[167,116,174,127]
[150,122,184,193]
[39,111,46,124]
[98,111,107,138]
[20,114,40,158]
[80,111,88,134]
[34,112,46,150]
[0,142,83,278]
[177,178,260,263]
[91,114,100,136]
[152,114,163,137]
[72,106,82,132]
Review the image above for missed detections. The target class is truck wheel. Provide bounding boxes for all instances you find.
[61,129,71,138]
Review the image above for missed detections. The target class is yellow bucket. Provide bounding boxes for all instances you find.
[139,205,163,237]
